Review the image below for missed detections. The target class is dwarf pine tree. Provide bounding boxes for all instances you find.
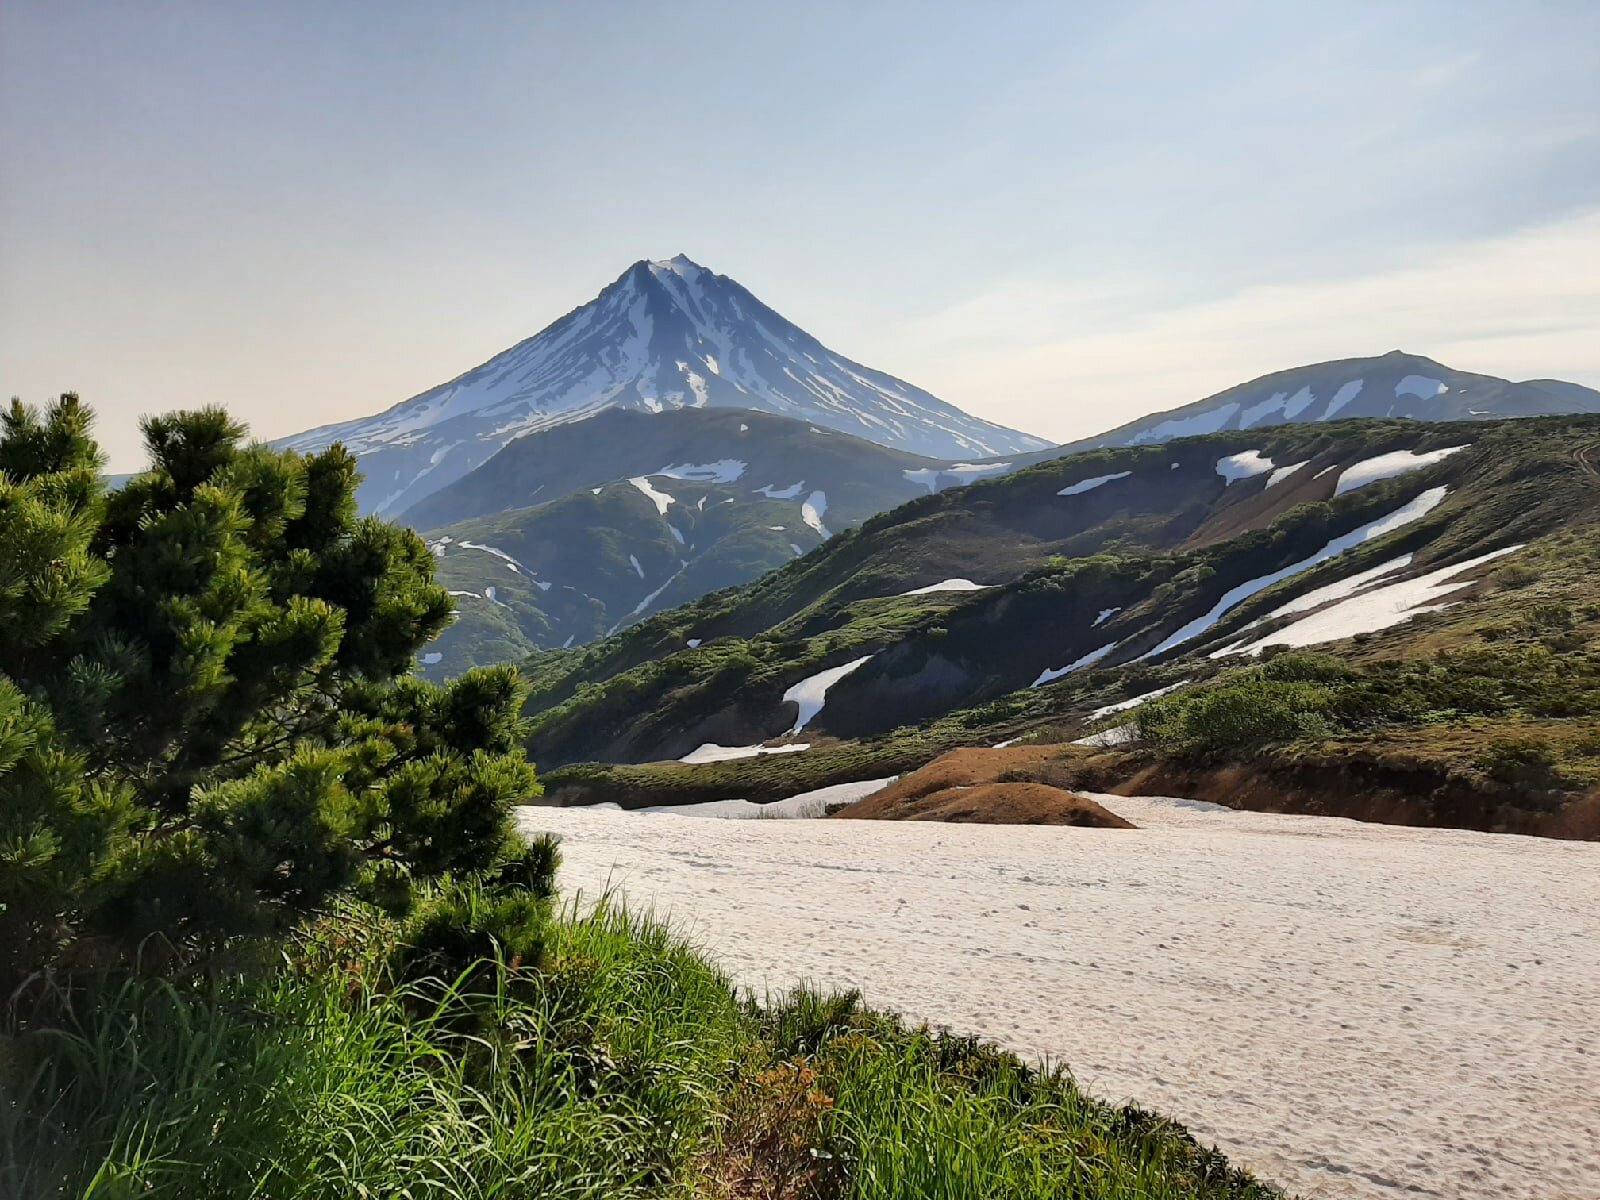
[0,395,549,991]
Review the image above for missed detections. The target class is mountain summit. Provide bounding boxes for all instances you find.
[281,255,1050,514]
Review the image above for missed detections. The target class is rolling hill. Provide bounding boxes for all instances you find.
[1051,350,1600,453]
[409,407,1024,674]
[514,415,1600,780]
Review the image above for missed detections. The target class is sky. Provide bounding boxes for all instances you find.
[2,1,1597,470]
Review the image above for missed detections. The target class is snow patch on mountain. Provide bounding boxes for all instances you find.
[657,459,746,483]
[1282,386,1317,419]
[1130,402,1240,444]
[784,656,874,733]
[1136,487,1449,660]
[1322,380,1365,419]
[1058,471,1132,497]
[680,741,811,764]
[1396,375,1447,400]
[1032,641,1119,688]
[1334,446,1468,495]
[1266,460,1309,488]
[801,491,830,537]
[902,578,991,596]
[1220,546,1519,656]
[1216,451,1275,483]
[628,476,675,514]
[1211,555,1415,656]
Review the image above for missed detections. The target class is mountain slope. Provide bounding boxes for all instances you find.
[1052,351,1600,454]
[412,408,955,674]
[280,254,1049,514]
[516,415,1600,767]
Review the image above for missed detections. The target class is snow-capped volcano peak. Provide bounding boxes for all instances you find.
[281,256,1049,514]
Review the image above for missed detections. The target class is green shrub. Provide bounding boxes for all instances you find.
[1474,737,1565,792]
[0,397,545,990]
[1137,680,1333,756]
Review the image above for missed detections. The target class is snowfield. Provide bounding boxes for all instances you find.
[522,799,1600,1200]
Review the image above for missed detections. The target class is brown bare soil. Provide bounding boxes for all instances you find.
[833,748,1134,827]
[1110,759,1600,840]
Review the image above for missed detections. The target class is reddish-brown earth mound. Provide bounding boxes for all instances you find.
[833,747,1134,827]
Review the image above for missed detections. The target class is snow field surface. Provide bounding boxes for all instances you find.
[523,800,1600,1200]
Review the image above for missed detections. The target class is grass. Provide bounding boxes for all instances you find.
[4,898,1285,1200]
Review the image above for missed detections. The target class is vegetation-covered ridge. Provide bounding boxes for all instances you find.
[409,407,955,676]
[519,415,1600,769]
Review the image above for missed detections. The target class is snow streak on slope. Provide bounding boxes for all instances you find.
[1334,446,1468,495]
[1136,487,1449,661]
[1058,471,1131,497]
[1219,547,1521,655]
[1032,641,1120,688]
[280,255,1049,513]
[784,656,874,733]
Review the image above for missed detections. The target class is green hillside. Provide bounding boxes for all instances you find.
[519,417,1600,807]
[410,408,996,675]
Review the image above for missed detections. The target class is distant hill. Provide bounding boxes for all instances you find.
[515,414,1600,767]
[1046,351,1600,455]
[277,254,1049,514]
[412,407,980,675]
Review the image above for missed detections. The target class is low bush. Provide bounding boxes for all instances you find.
[1474,737,1567,793]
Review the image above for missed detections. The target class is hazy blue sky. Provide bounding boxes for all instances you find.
[3,0,1597,469]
